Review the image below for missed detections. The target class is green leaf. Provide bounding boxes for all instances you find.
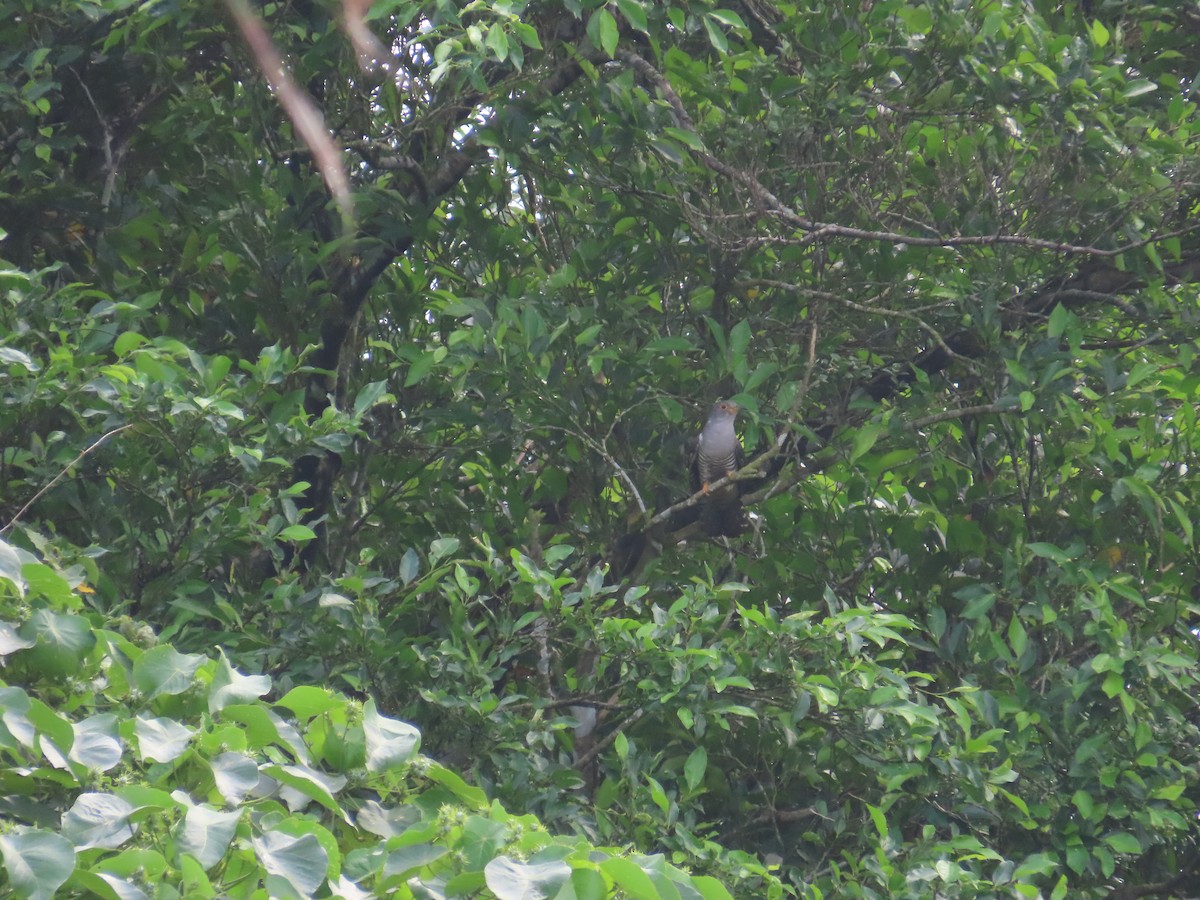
[614,731,629,761]
[20,609,96,678]
[1104,832,1142,854]
[429,537,460,565]
[1071,790,1094,819]
[712,703,758,718]
[601,857,659,899]
[616,0,648,33]
[1026,542,1072,564]
[27,697,74,755]
[1007,615,1027,659]
[262,763,349,823]
[684,746,708,791]
[850,424,882,463]
[134,714,194,764]
[1046,304,1069,339]
[363,699,420,772]
[113,331,148,356]
[0,831,76,900]
[220,705,308,761]
[1143,240,1163,273]
[1122,79,1157,99]
[646,775,669,814]
[175,805,242,870]
[899,4,933,34]
[645,336,697,352]
[729,319,751,359]
[382,843,447,880]
[486,23,509,62]
[692,876,735,899]
[483,857,571,900]
[1168,498,1194,546]
[253,831,328,897]
[22,564,76,606]
[69,714,122,772]
[1091,19,1109,47]
[512,21,542,49]
[133,645,205,699]
[278,524,317,542]
[398,546,420,585]
[274,686,341,719]
[866,803,888,840]
[404,350,437,387]
[0,539,28,596]
[663,127,704,151]
[0,346,40,371]
[61,793,137,850]
[575,323,603,346]
[703,15,729,52]
[1027,62,1058,88]
[709,9,747,29]
[0,686,34,753]
[1125,361,1158,389]
[1150,782,1185,801]
[568,868,608,900]
[587,9,619,58]
[211,751,260,805]
[209,650,271,712]
[1101,671,1124,698]
[353,380,393,418]
[425,762,488,808]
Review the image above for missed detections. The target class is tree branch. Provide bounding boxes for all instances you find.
[618,50,1200,259]
[2,424,135,535]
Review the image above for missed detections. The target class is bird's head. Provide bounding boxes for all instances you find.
[710,400,740,419]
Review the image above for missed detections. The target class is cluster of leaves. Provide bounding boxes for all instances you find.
[374,480,1200,898]
[0,266,356,626]
[0,534,758,899]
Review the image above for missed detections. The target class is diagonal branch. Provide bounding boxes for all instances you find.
[618,49,1198,259]
[226,0,355,229]
[2,424,136,536]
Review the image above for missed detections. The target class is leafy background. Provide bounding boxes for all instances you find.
[2,0,1199,897]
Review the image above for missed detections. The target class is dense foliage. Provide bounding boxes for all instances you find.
[3,0,1200,896]
[0,538,752,898]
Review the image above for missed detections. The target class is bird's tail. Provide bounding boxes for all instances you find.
[700,490,747,537]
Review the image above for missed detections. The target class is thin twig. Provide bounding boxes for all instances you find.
[1,424,135,535]
[542,423,647,515]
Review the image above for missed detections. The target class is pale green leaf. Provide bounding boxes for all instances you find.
[0,831,75,900]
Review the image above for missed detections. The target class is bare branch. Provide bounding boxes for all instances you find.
[542,423,647,516]
[2,424,136,535]
[226,0,355,229]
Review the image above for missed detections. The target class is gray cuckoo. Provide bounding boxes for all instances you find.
[691,400,747,536]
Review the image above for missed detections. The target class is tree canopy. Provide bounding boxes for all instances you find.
[2,0,1200,896]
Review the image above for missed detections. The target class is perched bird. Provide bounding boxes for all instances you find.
[691,400,747,536]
